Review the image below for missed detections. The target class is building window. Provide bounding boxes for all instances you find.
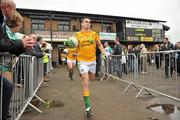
[102,23,112,32]
[58,20,70,31]
[31,19,45,30]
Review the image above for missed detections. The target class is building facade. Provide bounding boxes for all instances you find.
[17,8,169,65]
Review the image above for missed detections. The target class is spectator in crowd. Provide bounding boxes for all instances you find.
[104,42,112,58]
[0,0,35,120]
[45,42,53,71]
[1,11,23,80]
[24,35,45,91]
[103,27,107,32]
[174,41,180,76]
[140,44,148,73]
[154,44,161,69]
[95,47,101,79]
[2,11,23,40]
[1,11,24,88]
[134,45,141,72]
[104,42,112,74]
[147,50,153,66]
[41,41,50,82]
[22,35,44,90]
[107,25,112,32]
[160,37,174,78]
[121,45,128,75]
[25,35,44,58]
[113,37,122,77]
[0,0,34,53]
[127,44,134,72]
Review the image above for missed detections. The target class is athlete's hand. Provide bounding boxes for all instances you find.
[109,54,112,60]
[21,36,35,49]
[101,54,107,60]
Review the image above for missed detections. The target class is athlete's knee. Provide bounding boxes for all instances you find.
[83,85,89,90]
[89,74,95,81]
[83,81,89,90]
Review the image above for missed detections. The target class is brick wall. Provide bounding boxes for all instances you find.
[23,16,31,34]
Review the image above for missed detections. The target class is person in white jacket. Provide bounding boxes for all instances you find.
[140,44,148,73]
[121,46,127,74]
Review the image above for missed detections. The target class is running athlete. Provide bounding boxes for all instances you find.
[66,47,77,80]
[75,17,106,117]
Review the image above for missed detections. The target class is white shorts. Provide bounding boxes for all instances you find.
[67,59,76,65]
[78,61,96,74]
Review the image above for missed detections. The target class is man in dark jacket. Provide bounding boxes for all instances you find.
[0,0,34,120]
[113,37,122,77]
[174,41,180,76]
[95,47,101,78]
[160,37,174,78]
[25,35,44,58]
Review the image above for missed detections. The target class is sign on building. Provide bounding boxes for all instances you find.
[35,30,76,42]
[125,20,163,42]
[99,32,116,40]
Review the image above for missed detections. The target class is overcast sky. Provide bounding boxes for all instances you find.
[14,0,180,43]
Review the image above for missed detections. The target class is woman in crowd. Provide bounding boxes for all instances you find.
[1,11,23,81]
[140,44,148,73]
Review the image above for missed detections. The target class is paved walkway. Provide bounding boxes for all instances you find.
[20,66,169,120]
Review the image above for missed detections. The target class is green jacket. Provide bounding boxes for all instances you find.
[0,25,18,72]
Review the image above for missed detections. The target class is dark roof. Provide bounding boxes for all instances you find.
[163,24,170,31]
[17,8,166,23]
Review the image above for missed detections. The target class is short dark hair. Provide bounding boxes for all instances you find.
[164,37,169,41]
[37,36,42,42]
[81,17,91,23]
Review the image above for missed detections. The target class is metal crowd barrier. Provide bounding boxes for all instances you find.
[100,50,180,102]
[100,53,139,89]
[135,50,180,100]
[0,53,46,120]
[45,54,54,79]
[47,54,53,73]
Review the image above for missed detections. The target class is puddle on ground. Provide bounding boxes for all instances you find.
[53,100,65,107]
[44,99,65,108]
[147,103,180,120]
